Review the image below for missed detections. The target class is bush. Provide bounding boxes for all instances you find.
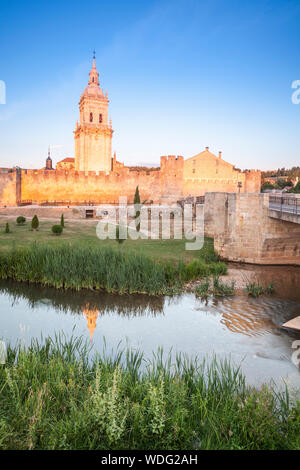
[52,225,63,236]
[4,222,10,234]
[16,216,26,225]
[31,215,39,231]
[60,214,64,228]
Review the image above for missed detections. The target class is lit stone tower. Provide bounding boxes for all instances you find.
[74,53,113,173]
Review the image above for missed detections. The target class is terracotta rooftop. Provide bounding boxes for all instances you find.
[58,158,75,163]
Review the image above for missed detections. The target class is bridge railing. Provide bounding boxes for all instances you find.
[269,195,300,215]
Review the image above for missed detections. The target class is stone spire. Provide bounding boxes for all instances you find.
[88,51,100,87]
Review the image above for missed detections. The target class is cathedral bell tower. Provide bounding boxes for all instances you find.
[74,53,113,173]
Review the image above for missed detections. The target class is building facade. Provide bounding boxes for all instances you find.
[74,55,113,173]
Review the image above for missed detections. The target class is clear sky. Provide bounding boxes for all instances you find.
[0,0,299,170]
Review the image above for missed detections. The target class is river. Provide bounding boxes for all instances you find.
[0,266,300,391]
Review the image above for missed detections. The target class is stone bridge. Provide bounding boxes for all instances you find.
[204,193,300,265]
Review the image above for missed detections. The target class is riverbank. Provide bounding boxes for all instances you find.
[0,335,299,450]
[0,244,227,295]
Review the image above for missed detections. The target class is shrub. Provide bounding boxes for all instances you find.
[4,222,10,233]
[31,215,39,231]
[16,216,26,225]
[60,214,64,228]
[134,186,141,232]
[52,225,63,236]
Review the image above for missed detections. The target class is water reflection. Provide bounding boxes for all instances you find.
[0,279,300,389]
[195,296,300,338]
[0,279,165,319]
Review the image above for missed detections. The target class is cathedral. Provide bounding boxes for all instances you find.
[0,56,261,207]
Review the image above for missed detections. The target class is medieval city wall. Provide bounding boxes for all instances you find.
[0,169,18,206]
[0,157,261,207]
[19,167,161,205]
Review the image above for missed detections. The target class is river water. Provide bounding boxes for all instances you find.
[0,268,300,391]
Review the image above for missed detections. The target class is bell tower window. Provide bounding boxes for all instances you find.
[89,112,93,122]
[99,113,103,123]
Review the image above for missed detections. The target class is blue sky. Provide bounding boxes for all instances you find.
[0,0,299,170]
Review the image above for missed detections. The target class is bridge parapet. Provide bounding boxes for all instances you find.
[269,195,300,224]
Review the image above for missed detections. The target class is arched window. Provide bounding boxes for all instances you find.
[89,112,93,122]
[99,113,103,123]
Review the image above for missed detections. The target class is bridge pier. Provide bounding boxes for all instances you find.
[204,192,300,265]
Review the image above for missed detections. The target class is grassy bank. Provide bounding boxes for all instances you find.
[0,244,226,295]
[0,217,212,263]
[0,335,299,450]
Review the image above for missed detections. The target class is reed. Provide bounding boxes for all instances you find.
[0,244,226,295]
[0,334,299,450]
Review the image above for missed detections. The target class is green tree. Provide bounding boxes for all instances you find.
[4,222,10,233]
[31,215,39,231]
[60,214,65,228]
[261,182,275,192]
[134,186,141,232]
[116,225,125,244]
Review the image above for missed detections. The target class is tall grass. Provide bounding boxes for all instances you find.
[0,244,226,295]
[0,334,299,450]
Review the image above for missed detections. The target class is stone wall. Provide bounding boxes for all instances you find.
[205,192,300,265]
[0,169,18,206]
[0,155,261,207]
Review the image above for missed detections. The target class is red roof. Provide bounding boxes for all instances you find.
[58,158,75,163]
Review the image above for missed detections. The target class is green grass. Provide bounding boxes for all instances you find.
[0,217,215,263]
[0,244,226,295]
[195,276,235,298]
[0,334,299,450]
[0,218,227,294]
[245,281,275,297]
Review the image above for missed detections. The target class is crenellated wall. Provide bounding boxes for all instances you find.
[0,152,261,206]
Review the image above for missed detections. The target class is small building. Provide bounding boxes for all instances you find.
[56,157,75,171]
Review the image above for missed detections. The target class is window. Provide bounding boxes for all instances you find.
[89,112,93,122]
[99,113,103,123]
[192,169,196,174]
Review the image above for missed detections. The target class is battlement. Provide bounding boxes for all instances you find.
[160,155,184,171]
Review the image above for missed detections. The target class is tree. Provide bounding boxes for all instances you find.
[134,186,141,232]
[5,222,10,233]
[60,214,65,228]
[261,182,275,192]
[116,225,125,244]
[31,215,39,231]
